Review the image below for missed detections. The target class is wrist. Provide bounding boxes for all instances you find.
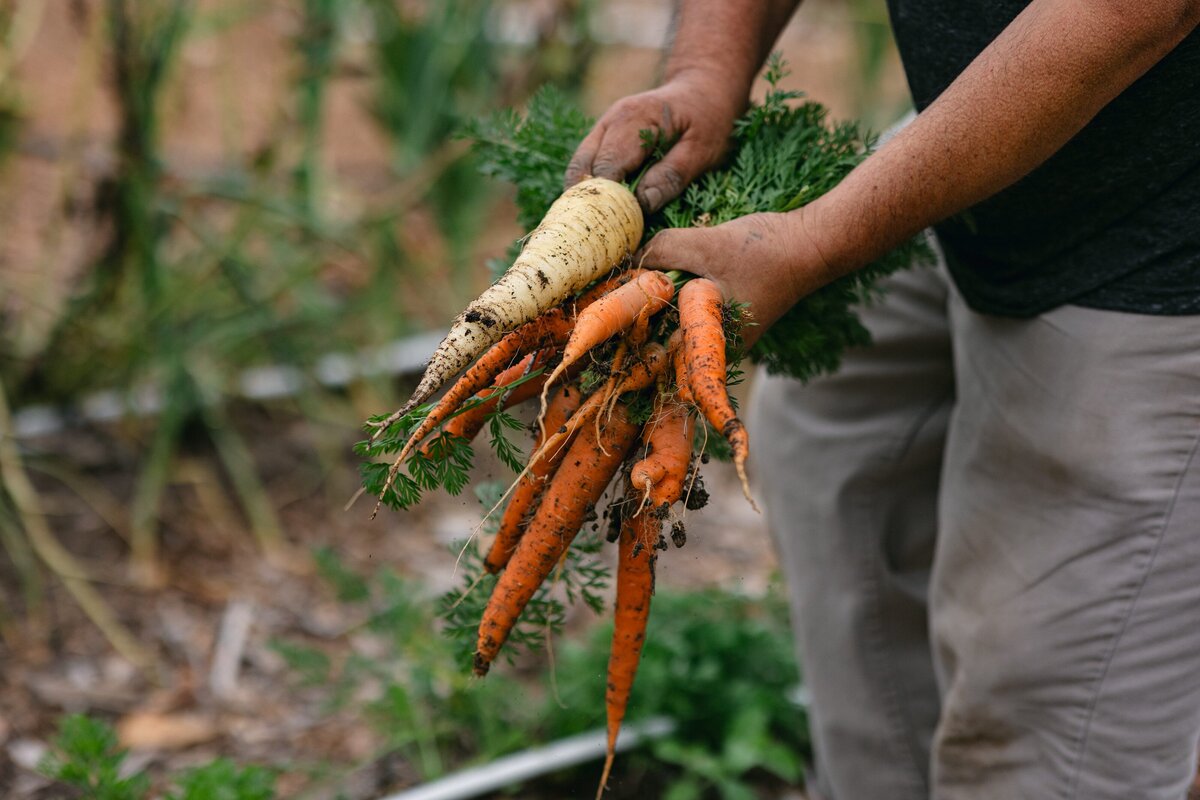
[784,194,871,284]
[663,63,751,122]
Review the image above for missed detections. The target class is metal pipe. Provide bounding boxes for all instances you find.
[379,716,677,800]
[10,330,447,439]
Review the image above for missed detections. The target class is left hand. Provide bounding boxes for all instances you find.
[637,210,836,346]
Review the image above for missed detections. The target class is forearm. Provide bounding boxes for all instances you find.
[665,0,802,110]
[798,0,1200,283]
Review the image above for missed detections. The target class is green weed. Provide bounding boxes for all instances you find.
[268,545,809,798]
[39,714,276,800]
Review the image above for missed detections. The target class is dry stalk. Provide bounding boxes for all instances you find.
[0,379,157,673]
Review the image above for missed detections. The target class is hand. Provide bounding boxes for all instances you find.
[638,211,836,346]
[565,71,744,214]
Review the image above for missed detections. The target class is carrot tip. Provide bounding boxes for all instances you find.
[472,653,491,677]
[595,752,616,800]
[734,457,759,513]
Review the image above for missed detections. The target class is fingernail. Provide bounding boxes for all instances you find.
[641,186,663,213]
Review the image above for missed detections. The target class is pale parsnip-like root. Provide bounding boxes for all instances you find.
[399,178,642,416]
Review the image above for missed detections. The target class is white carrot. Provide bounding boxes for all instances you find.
[397,177,642,417]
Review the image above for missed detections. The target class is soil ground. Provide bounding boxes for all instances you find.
[0,394,778,798]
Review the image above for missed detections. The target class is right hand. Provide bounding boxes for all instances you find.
[636,209,837,347]
[565,71,744,214]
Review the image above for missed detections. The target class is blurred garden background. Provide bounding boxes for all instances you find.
[0,1,910,797]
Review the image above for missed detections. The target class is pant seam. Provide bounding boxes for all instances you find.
[854,392,951,800]
[1064,427,1200,799]
[887,384,955,466]
[855,499,932,800]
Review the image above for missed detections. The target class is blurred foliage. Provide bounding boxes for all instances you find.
[0,0,906,597]
[4,0,597,406]
[370,0,495,274]
[40,714,276,799]
[847,0,911,127]
[0,1,22,170]
[0,0,597,588]
[266,546,809,798]
[551,589,810,799]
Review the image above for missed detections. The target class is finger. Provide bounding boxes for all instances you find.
[591,121,656,183]
[565,122,607,188]
[634,227,716,273]
[635,137,723,214]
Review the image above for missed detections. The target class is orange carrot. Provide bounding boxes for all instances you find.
[379,307,572,457]
[419,350,550,456]
[576,269,642,308]
[474,402,641,676]
[673,339,694,405]
[485,384,584,573]
[527,343,668,474]
[373,274,619,453]
[678,278,753,507]
[406,276,620,466]
[593,292,662,441]
[373,353,549,518]
[596,510,658,799]
[597,425,691,797]
[629,401,693,497]
[542,271,675,396]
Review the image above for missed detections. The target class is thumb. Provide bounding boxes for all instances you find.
[635,226,720,274]
[635,137,723,214]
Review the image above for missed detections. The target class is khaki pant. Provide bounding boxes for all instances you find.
[749,256,1200,799]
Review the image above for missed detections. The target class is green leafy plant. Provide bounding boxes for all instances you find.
[165,760,276,800]
[39,715,150,800]
[541,588,809,800]
[271,543,810,798]
[39,714,276,800]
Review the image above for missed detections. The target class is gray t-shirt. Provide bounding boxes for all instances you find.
[886,0,1200,316]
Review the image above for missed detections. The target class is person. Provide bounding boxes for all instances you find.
[565,1,1200,798]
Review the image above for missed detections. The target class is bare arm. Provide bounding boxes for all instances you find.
[811,0,1200,273]
[663,0,800,96]
[566,0,801,212]
[645,0,1200,339]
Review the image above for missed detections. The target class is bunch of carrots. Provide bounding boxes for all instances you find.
[365,176,753,795]
[363,59,929,794]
